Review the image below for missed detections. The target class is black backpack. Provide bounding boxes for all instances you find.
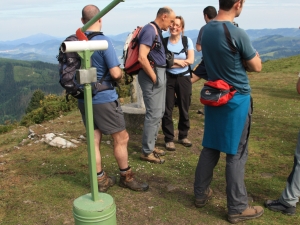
[56,32,113,101]
[163,36,192,76]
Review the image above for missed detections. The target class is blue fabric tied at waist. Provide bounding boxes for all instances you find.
[202,92,250,155]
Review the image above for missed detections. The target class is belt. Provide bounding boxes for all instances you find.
[166,69,190,78]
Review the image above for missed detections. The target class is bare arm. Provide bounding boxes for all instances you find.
[296,77,300,94]
[138,44,157,83]
[185,49,195,65]
[109,66,122,80]
[243,52,262,72]
[196,44,202,52]
[173,49,195,68]
[191,74,201,83]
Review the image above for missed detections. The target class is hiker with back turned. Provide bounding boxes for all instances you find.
[78,4,149,192]
[193,0,263,223]
[191,6,217,83]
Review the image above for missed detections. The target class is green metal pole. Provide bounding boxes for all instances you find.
[81,50,92,70]
[77,50,99,201]
[73,1,125,223]
[81,0,124,32]
[83,84,99,201]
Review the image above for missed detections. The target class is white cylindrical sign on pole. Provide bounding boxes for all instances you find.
[61,40,108,53]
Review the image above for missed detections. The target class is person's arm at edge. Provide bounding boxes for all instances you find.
[296,76,300,94]
[138,44,157,83]
[244,52,262,72]
[196,44,202,52]
[191,75,201,83]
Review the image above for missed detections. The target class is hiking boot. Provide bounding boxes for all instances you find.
[154,147,166,156]
[165,142,176,151]
[119,168,149,191]
[228,206,264,224]
[178,138,192,147]
[197,109,204,115]
[265,199,296,216]
[140,152,165,164]
[195,188,213,208]
[97,172,116,192]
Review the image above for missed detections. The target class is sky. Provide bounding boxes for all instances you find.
[1,0,300,41]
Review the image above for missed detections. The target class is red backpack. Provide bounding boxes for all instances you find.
[122,23,158,84]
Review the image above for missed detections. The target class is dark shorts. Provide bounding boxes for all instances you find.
[193,59,208,80]
[78,99,126,135]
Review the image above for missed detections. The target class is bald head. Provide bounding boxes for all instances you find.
[156,7,174,17]
[154,6,175,31]
[82,5,100,24]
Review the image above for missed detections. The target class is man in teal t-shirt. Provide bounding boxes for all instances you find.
[193,0,263,224]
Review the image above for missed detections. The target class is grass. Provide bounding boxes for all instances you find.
[1,55,300,224]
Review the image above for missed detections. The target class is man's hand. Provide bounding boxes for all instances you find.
[138,44,157,82]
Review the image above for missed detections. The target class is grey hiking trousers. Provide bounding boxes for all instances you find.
[194,102,252,215]
[138,67,166,154]
[279,130,300,207]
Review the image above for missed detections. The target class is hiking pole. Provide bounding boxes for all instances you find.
[66,1,125,224]
[76,0,125,41]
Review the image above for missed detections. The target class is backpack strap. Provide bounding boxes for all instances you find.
[163,36,170,50]
[181,36,193,77]
[181,36,188,56]
[139,23,159,50]
[147,22,162,68]
[150,21,173,69]
[164,36,187,55]
[86,32,119,92]
[86,32,103,40]
[222,23,238,54]
[98,69,109,84]
[148,23,158,38]
[162,35,193,77]
[150,22,167,53]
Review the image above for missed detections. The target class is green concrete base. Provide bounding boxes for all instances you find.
[73,193,116,225]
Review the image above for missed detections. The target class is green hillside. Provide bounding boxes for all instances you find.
[0,54,299,125]
[252,35,300,62]
[262,54,300,73]
[1,53,300,224]
[0,58,63,124]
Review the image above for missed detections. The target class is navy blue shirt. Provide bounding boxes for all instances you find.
[138,22,166,66]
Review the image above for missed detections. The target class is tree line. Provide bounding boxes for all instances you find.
[0,59,63,124]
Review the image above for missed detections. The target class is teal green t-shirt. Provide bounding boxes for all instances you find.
[201,21,256,95]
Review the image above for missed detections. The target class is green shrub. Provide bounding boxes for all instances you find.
[20,94,77,126]
[25,89,45,114]
[0,124,14,134]
[0,120,19,134]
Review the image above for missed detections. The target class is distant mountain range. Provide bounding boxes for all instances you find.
[0,28,300,64]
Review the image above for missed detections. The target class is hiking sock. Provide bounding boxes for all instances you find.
[97,170,104,178]
[119,166,131,174]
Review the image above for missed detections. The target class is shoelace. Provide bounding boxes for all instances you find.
[268,200,289,208]
[153,152,163,162]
